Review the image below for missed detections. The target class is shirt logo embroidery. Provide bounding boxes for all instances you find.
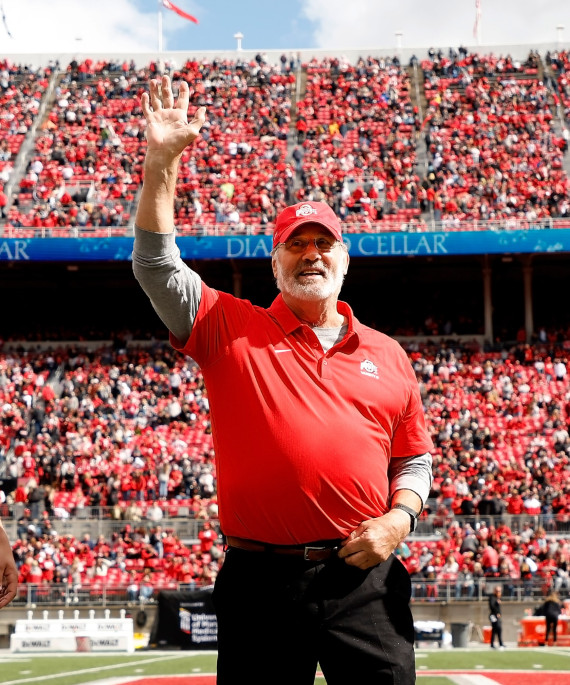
[360,359,379,379]
[295,204,318,218]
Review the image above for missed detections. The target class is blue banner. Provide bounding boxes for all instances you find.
[1,228,570,261]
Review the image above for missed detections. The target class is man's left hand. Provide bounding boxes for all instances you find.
[337,510,411,570]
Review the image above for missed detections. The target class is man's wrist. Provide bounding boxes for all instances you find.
[390,503,419,533]
[143,151,182,182]
[384,508,414,537]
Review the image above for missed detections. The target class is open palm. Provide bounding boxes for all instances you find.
[142,75,206,158]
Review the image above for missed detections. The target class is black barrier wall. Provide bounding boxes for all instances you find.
[149,589,218,650]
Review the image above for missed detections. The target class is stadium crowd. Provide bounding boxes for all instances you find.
[293,55,422,228]
[421,51,570,225]
[1,48,569,235]
[0,46,570,602]
[6,55,296,234]
[0,333,568,599]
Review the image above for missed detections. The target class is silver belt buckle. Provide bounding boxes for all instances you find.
[304,545,327,560]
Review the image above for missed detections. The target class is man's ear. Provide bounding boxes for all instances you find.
[271,255,278,279]
[344,251,350,276]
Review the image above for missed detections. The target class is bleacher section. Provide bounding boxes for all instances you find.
[1,49,569,236]
[0,339,568,604]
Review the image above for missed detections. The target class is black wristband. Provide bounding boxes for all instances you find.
[391,503,419,533]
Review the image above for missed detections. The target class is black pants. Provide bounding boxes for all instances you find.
[212,549,415,685]
[545,616,559,643]
[490,617,503,647]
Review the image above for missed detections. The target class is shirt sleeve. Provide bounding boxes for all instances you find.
[391,347,434,458]
[131,225,202,345]
[389,452,433,507]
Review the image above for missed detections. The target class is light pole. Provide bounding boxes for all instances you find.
[234,32,244,51]
[556,25,565,49]
[395,31,403,61]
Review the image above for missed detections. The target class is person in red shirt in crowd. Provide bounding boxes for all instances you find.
[132,470,147,501]
[161,530,179,557]
[174,555,196,585]
[440,477,456,508]
[198,520,218,554]
[132,75,433,685]
[481,540,500,576]
[507,491,525,515]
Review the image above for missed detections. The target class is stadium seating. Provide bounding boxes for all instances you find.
[1,338,569,602]
[294,55,422,228]
[421,51,569,225]
[2,50,568,235]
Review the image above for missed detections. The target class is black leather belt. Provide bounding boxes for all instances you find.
[225,535,341,561]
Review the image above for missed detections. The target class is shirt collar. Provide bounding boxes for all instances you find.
[268,293,362,341]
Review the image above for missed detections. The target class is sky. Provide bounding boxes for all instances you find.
[0,0,569,56]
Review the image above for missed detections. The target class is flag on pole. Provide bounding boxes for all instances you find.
[473,0,481,39]
[161,0,198,24]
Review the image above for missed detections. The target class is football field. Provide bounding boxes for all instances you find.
[1,647,569,685]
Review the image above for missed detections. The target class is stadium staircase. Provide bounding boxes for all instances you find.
[542,58,570,178]
[4,68,61,214]
[288,62,307,136]
[408,62,430,221]
[285,63,307,193]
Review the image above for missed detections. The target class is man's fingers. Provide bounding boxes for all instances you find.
[161,75,174,110]
[0,575,17,608]
[149,79,162,111]
[140,92,151,119]
[175,79,190,113]
[338,536,360,558]
[189,106,207,134]
[0,591,16,608]
[341,550,370,569]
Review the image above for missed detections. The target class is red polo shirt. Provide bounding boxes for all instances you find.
[175,284,432,545]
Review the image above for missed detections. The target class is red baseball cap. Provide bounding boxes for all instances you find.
[272,201,342,248]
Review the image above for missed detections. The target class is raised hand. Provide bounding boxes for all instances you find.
[141,75,206,159]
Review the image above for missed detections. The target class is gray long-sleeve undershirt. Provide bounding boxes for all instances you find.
[132,226,433,506]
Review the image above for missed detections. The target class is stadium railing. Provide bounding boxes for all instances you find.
[410,578,570,603]
[4,516,204,544]
[3,513,568,541]
[3,216,570,238]
[11,578,569,608]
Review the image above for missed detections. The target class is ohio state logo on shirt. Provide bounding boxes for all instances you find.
[295,204,318,217]
[360,359,379,379]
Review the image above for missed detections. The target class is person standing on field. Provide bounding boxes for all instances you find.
[132,74,433,685]
[488,585,505,649]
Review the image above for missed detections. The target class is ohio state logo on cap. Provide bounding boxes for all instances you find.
[295,204,318,218]
[273,200,343,248]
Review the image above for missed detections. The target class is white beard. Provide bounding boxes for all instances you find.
[274,258,345,301]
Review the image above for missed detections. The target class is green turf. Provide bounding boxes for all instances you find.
[0,648,568,685]
[1,653,217,685]
[415,647,570,671]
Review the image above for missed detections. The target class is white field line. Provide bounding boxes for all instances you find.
[2,653,192,685]
[541,648,570,658]
[0,658,33,663]
[447,677,501,685]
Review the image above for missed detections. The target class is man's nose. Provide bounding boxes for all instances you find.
[300,239,320,257]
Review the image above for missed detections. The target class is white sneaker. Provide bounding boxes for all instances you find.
[499,646,505,651]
